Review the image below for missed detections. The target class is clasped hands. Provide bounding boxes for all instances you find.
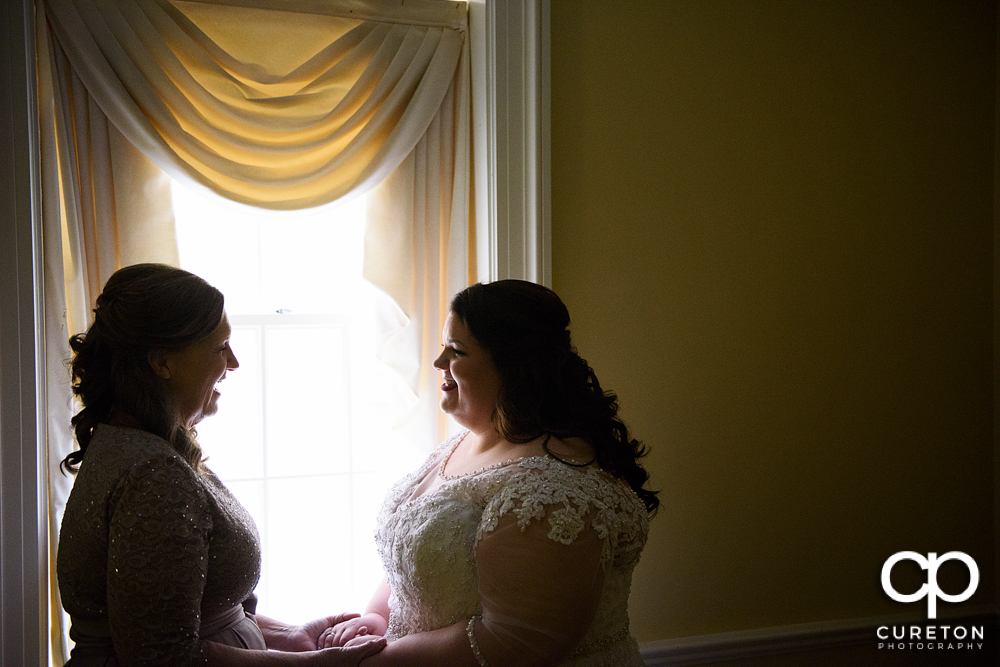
[317,613,388,649]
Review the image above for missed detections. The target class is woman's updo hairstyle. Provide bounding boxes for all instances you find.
[62,263,225,474]
[450,280,659,515]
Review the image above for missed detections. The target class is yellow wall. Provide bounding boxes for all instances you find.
[550,0,997,641]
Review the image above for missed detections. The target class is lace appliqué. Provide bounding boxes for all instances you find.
[477,457,649,570]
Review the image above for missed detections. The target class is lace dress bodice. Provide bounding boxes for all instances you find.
[58,424,261,666]
[375,433,650,666]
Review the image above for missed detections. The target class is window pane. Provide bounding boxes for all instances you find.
[351,471,397,597]
[197,326,264,480]
[258,216,363,314]
[173,195,263,315]
[263,475,352,622]
[265,326,350,477]
[173,179,428,619]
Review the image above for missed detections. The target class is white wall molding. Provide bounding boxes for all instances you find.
[0,1,47,665]
[639,605,1000,666]
[469,0,551,286]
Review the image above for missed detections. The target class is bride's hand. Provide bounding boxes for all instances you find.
[320,613,388,648]
[256,612,362,652]
[275,612,362,651]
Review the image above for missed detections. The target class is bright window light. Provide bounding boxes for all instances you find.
[173,182,426,622]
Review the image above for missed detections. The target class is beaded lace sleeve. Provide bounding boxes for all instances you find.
[106,454,213,666]
[468,460,644,667]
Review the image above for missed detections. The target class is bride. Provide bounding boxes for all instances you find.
[323,280,658,666]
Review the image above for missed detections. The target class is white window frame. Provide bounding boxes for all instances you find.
[470,0,551,286]
[1,1,47,666]
[0,0,550,664]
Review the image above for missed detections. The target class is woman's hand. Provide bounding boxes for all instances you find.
[205,636,385,666]
[298,614,363,651]
[344,634,384,648]
[257,612,362,652]
[319,613,388,648]
[312,638,387,666]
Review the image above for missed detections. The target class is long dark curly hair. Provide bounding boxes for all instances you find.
[61,263,225,474]
[450,280,659,515]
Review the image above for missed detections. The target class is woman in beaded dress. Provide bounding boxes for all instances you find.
[57,264,385,667]
[321,280,657,666]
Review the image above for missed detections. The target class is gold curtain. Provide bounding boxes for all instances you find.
[42,0,467,209]
[37,0,470,661]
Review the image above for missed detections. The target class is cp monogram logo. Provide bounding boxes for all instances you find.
[881,552,979,619]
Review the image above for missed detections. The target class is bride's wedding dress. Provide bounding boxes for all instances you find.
[375,433,650,666]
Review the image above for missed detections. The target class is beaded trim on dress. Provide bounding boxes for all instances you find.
[437,435,528,481]
[437,433,598,481]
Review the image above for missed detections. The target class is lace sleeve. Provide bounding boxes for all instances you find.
[470,466,609,667]
[107,454,213,666]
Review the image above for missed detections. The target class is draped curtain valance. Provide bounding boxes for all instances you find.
[42,0,467,209]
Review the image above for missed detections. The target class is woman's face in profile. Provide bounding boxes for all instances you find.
[433,312,500,432]
[158,314,239,430]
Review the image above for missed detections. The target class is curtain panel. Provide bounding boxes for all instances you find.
[38,0,470,661]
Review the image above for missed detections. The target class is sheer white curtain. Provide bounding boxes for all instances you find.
[37,0,470,661]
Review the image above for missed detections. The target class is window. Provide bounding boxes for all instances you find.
[173,182,427,620]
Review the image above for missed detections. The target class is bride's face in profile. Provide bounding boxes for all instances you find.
[433,312,501,432]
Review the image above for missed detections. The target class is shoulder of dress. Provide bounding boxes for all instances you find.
[411,432,466,473]
[414,432,465,464]
[478,459,650,550]
[85,425,194,484]
[524,461,642,505]
[380,432,467,509]
[108,452,213,533]
[439,431,467,450]
[92,424,178,459]
[103,442,203,502]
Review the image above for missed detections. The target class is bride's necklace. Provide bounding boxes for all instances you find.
[437,438,525,481]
